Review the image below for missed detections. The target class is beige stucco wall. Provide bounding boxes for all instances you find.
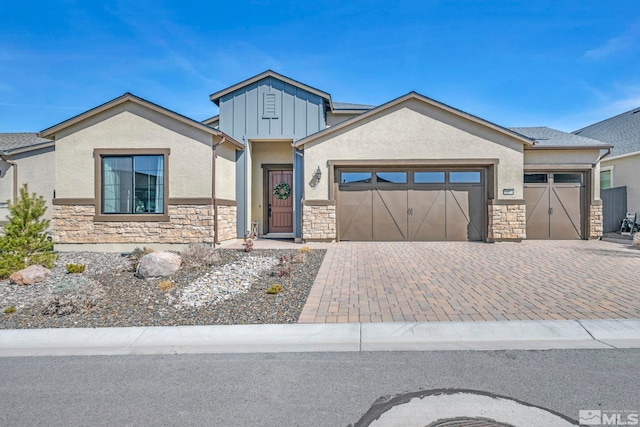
[303,99,525,200]
[215,142,237,201]
[55,102,214,200]
[524,148,602,201]
[602,153,640,213]
[0,146,55,222]
[249,140,293,234]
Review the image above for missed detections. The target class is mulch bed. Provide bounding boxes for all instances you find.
[0,248,326,329]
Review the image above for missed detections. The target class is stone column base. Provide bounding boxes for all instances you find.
[487,201,526,241]
[589,203,603,239]
[302,202,336,241]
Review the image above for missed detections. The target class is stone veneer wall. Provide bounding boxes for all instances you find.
[52,204,215,244]
[589,203,603,240]
[216,204,236,242]
[303,204,336,241]
[487,202,527,241]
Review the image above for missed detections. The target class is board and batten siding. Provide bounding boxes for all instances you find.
[218,76,327,238]
[218,76,326,141]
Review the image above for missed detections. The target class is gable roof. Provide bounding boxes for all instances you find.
[39,93,243,150]
[510,127,612,149]
[0,132,54,155]
[573,107,640,157]
[209,70,333,110]
[294,91,535,148]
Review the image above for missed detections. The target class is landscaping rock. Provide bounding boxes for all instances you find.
[9,265,51,286]
[136,251,182,278]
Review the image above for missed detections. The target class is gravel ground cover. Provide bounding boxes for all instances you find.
[0,248,325,329]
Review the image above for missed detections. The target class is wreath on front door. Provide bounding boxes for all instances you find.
[273,182,291,200]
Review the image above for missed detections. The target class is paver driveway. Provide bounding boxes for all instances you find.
[299,240,640,323]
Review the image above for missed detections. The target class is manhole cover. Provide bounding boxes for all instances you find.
[427,417,514,427]
[352,389,577,426]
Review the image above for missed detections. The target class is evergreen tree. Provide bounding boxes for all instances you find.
[0,184,56,278]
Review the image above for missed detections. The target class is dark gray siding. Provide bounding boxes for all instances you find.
[602,186,627,232]
[218,76,326,141]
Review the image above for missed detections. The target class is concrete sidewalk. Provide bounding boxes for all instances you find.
[1,319,639,357]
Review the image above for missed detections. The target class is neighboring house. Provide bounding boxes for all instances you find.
[0,133,55,223]
[3,70,612,250]
[574,107,640,217]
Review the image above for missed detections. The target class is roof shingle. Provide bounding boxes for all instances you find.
[510,126,609,148]
[0,133,53,153]
[573,107,640,156]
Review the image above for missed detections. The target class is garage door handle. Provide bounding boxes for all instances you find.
[549,207,553,215]
[407,208,413,215]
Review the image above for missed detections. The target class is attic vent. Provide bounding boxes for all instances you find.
[263,93,278,119]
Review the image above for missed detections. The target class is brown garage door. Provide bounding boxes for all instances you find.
[524,172,584,239]
[338,169,484,241]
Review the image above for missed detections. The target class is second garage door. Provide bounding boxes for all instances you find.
[338,169,485,241]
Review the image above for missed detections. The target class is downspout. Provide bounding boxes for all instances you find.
[597,147,612,163]
[0,153,18,203]
[212,137,225,246]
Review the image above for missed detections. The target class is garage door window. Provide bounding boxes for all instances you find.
[524,173,548,184]
[341,172,372,184]
[414,171,445,184]
[376,172,407,183]
[553,173,582,184]
[449,171,481,183]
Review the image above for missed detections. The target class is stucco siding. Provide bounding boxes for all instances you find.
[55,102,213,200]
[602,154,640,214]
[215,142,236,201]
[0,146,55,221]
[303,100,525,200]
[523,149,601,166]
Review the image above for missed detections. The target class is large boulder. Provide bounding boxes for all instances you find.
[136,251,182,278]
[9,265,51,286]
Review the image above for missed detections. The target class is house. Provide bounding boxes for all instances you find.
[573,107,640,225]
[0,70,611,250]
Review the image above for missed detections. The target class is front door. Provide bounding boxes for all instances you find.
[268,170,293,233]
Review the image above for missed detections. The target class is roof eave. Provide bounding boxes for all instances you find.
[526,144,613,150]
[295,92,535,148]
[209,70,332,108]
[1,141,55,156]
[39,93,231,142]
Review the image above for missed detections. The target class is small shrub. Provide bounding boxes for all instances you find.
[128,247,154,271]
[276,253,294,277]
[292,253,306,264]
[243,232,255,253]
[299,246,311,254]
[65,263,86,274]
[157,279,174,291]
[43,276,105,315]
[181,243,220,267]
[4,306,16,315]
[266,284,283,294]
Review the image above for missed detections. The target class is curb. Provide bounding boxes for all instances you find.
[1,319,639,357]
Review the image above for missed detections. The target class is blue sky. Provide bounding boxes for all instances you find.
[1,1,639,133]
